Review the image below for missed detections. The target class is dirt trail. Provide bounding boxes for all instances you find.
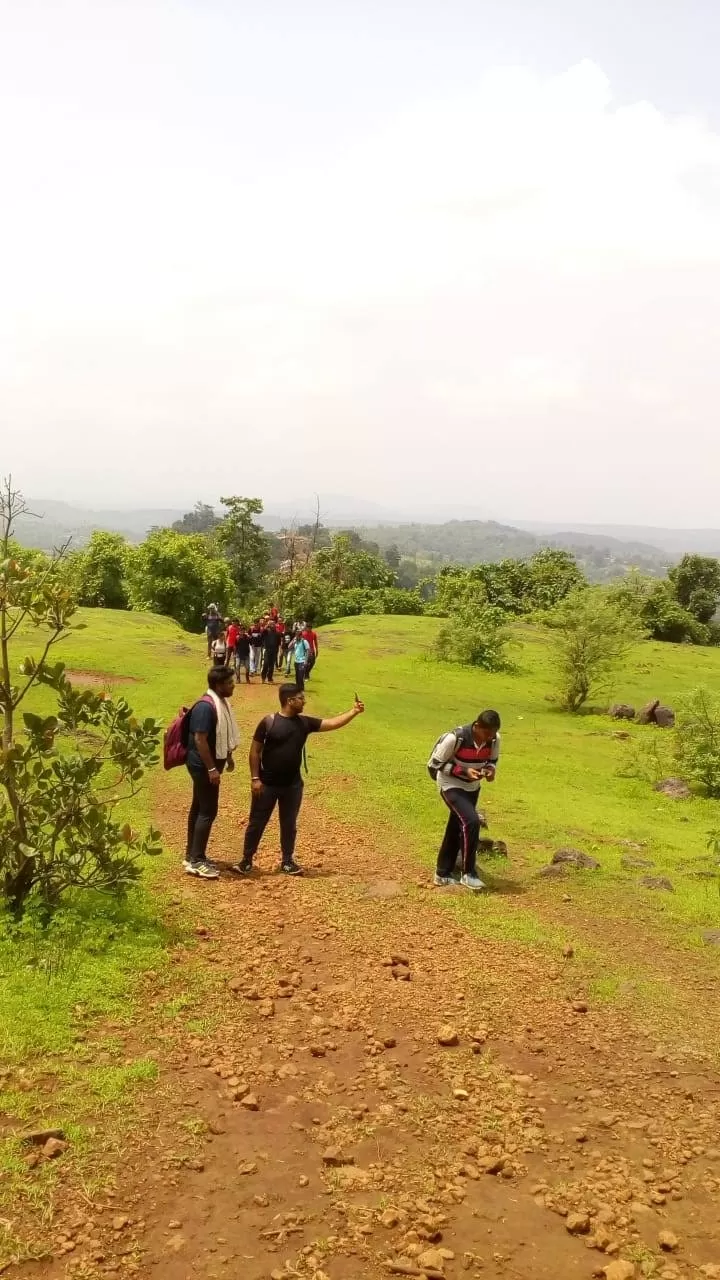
[19,686,720,1280]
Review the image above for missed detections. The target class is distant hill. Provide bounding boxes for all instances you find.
[355,520,671,581]
[512,521,720,557]
[16,500,187,549]
[13,499,713,582]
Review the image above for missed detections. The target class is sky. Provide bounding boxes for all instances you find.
[1,0,720,525]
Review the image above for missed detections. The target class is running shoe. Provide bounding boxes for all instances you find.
[460,873,485,891]
[230,860,254,877]
[184,860,220,880]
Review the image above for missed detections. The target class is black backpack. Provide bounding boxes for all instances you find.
[427,725,472,781]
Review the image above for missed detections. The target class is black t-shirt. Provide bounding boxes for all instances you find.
[187,698,218,769]
[262,630,280,653]
[235,634,251,659]
[254,712,322,786]
[205,614,221,638]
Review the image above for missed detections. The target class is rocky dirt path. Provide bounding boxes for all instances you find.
[17,687,720,1280]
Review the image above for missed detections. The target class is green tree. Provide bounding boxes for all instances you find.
[313,534,394,590]
[72,531,129,609]
[610,571,710,644]
[675,687,720,797]
[216,496,268,598]
[172,502,221,535]
[525,548,585,610]
[0,480,161,917]
[547,588,644,712]
[125,529,234,630]
[668,554,720,625]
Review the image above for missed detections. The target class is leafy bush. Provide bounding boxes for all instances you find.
[610,571,713,645]
[546,588,644,712]
[434,601,514,671]
[71,531,130,609]
[125,529,235,630]
[1,482,162,917]
[675,687,720,797]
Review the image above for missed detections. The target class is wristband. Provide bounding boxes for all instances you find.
[208,767,219,775]
[251,776,261,781]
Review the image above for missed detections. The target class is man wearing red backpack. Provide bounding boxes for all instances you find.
[184,666,240,879]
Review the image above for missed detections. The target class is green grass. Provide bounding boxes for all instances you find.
[0,609,210,1260]
[302,616,720,943]
[2,604,720,1253]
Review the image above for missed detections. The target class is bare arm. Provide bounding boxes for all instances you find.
[248,738,262,780]
[319,698,365,732]
[194,731,220,782]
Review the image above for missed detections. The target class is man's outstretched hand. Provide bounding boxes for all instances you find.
[353,697,365,715]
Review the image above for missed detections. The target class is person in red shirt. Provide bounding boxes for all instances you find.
[225,618,240,668]
[302,622,319,681]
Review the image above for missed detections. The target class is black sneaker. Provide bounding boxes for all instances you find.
[281,861,303,876]
[231,859,254,877]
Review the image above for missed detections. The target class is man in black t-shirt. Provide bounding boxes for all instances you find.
[231,682,364,877]
[260,622,280,685]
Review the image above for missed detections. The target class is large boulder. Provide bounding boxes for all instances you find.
[610,703,635,720]
[653,777,691,800]
[636,699,660,725]
[552,848,601,871]
[636,699,675,727]
[639,875,674,892]
[654,705,675,728]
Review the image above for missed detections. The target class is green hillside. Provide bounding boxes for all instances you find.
[303,615,720,939]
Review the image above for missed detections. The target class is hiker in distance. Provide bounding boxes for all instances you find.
[428,709,501,891]
[232,684,365,878]
[202,603,222,659]
[184,666,240,879]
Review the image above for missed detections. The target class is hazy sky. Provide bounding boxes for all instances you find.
[2,0,720,524]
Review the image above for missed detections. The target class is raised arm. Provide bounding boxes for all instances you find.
[319,698,365,732]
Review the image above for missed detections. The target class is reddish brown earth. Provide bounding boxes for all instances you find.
[12,686,720,1280]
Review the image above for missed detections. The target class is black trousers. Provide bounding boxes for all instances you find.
[243,781,303,864]
[294,661,306,690]
[261,649,278,681]
[305,652,316,680]
[186,765,223,861]
[436,787,480,877]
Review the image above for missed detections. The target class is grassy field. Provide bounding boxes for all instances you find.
[2,606,720,1263]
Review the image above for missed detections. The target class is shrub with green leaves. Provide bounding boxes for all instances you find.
[675,687,720,798]
[546,588,645,712]
[434,600,514,671]
[1,481,162,917]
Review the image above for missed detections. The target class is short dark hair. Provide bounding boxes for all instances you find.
[475,709,501,731]
[208,665,234,690]
[279,682,302,706]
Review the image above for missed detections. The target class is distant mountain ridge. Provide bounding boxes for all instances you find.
[512,521,720,557]
[11,498,719,580]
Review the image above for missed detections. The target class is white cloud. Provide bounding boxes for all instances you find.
[1,19,720,519]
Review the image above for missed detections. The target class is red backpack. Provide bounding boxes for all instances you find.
[163,695,216,770]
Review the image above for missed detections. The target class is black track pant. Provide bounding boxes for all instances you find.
[243,781,303,864]
[186,766,223,861]
[436,787,480,878]
[261,649,278,681]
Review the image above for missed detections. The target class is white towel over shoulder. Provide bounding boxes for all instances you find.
[205,689,240,761]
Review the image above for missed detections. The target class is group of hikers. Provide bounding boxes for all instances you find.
[201,604,318,692]
[173,610,501,889]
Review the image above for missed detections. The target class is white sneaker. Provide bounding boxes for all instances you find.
[433,873,452,886]
[460,873,485,891]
